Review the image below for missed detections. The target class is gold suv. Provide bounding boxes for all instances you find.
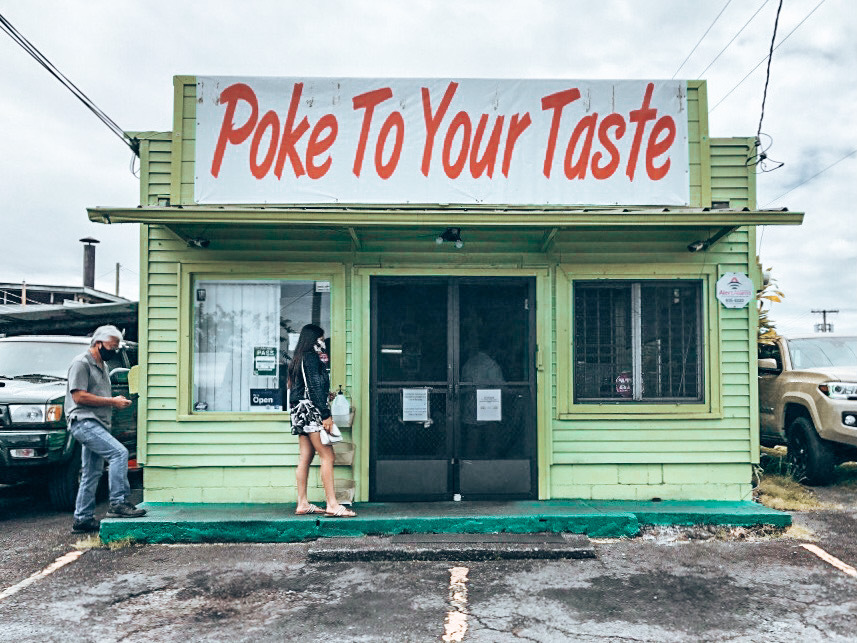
[759,335,857,485]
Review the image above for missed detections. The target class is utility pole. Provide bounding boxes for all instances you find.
[812,309,838,333]
[115,263,120,296]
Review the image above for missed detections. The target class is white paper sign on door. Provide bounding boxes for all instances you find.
[402,388,429,422]
[476,389,502,422]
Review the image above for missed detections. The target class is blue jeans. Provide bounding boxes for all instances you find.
[69,418,130,521]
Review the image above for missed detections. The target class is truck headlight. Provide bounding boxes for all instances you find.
[8,404,62,424]
[819,382,857,399]
[9,404,46,423]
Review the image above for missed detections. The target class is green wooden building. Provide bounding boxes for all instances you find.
[88,76,802,505]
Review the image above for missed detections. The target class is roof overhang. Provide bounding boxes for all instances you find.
[88,205,804,228]
[0,301,138,338]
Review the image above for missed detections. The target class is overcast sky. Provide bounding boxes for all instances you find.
[1,0,854,334]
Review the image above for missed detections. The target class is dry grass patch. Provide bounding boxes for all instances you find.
[755,474,824,511]
[73,536,136,551]
[640,524,786,542]
[782,524,817,541]
[74,535,104,550]
[106,537,135,550]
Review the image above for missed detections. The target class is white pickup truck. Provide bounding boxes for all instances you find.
[758,335,857,485]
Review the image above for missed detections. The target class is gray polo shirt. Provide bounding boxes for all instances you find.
[66,350,113,428]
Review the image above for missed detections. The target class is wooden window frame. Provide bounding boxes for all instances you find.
[176,262,346,422]
[573,279,704,404]
[557,263,723,419]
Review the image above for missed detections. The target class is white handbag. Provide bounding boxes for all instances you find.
[320,422,343,445]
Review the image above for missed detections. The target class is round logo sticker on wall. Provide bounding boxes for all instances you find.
[716,272,754,309]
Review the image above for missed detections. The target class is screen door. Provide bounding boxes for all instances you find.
[370,277,536,501]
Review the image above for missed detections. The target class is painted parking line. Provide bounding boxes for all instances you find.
[801,544,857,578]
[0,550,84,603]
[442,566,470,642]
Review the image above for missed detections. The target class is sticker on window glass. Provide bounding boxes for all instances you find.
[288,333,300,351]
[253,346,278,376]
[315,281,330,293]
[615,372,632,398]
[250,388,282,412]
[476,389,502,422]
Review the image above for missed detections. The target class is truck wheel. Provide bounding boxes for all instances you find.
[48,447,81,511]
[787,416,835,486]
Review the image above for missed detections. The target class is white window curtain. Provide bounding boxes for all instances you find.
[194,281,280,412]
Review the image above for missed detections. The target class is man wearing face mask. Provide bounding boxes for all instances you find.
[66,325,146,533]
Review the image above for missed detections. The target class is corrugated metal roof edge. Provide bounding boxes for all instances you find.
[88,205,804,227]
[0,301,138,325]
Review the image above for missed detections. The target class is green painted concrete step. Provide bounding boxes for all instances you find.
[99,500,790,544]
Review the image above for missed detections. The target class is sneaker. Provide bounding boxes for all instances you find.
[107,502,147,518]
[72,518,101,533]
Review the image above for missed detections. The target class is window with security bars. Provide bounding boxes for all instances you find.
[573,280,703,403]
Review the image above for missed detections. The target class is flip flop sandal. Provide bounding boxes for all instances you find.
[324,506,357,518]
[295,504,325,515]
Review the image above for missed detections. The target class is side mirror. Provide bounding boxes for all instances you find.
[128,365,140,395]
[758,358,780,374]
[110,367,130,385]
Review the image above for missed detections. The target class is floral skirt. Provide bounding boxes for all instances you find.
[290,399,324,436]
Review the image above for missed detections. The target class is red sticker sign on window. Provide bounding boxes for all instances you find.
[615,372,632,397]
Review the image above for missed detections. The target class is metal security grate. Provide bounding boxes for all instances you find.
[640,284,701,400]
[376,389,447,457]
[574,285,632,400]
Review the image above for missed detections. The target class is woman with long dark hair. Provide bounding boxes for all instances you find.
[289,324,356,517]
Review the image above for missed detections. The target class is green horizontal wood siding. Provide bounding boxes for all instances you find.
[130,77,761,501]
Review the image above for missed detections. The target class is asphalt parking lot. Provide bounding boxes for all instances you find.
[1,477,856,642]
[0,473,143,589]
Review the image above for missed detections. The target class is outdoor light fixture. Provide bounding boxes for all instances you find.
[187,237,210,249]
[435,227,464,249]
[687,226,738,253]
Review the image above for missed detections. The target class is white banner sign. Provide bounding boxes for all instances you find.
[195,77,689,206]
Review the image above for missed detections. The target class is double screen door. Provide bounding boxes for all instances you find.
[370,277,537,501]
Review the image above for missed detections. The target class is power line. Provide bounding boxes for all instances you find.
[673,0,733,79]
[96,268,115,281]
[755,0,783,139]
[710,0,826,112]
[762,149,857,206]
[697,0,771,78]
[0,12,139,157]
